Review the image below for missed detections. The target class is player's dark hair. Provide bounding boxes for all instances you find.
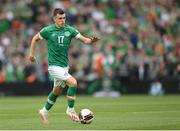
[53,8,65,16]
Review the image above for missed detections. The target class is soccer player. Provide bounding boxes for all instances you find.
[29,8,99,124]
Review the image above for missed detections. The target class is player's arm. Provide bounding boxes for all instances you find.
[78,34,100,44]
[29,33,41,63]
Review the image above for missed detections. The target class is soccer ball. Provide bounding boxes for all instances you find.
[79,109,94,124]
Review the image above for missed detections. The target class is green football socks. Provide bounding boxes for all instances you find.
[45,92,58,111]
[67,87,77,108]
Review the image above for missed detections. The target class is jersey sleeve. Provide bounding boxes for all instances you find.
[70,27,81,39]
[39,27,49,40]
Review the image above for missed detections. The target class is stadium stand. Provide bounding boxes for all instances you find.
[0,0,179,94]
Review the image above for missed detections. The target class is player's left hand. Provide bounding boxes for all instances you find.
[90,36,100,43]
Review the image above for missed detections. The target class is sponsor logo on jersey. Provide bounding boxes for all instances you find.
[64,31,70,37]
[59,44,64,46]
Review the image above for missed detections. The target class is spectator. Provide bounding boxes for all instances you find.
[0,0,179,88]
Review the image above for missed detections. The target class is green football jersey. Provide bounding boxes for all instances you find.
[39,24,80,67]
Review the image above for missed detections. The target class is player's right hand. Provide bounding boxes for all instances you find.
[29,55,36,63]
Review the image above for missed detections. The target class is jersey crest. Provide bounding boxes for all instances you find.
[64,31,70,37]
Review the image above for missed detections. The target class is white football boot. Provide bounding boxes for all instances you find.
[39,108,49,124]
[66,108,80,122]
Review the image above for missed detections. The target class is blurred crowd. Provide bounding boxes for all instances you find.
[0,0,179,92]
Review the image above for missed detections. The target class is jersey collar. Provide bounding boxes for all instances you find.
[55,23,64,29]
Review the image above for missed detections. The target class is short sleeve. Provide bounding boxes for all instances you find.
[70,27,81,39]
[39,27,49,40]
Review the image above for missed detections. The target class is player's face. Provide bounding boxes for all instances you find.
[54,14,66,27]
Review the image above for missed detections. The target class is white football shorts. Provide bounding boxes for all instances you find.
[48,66,72,88]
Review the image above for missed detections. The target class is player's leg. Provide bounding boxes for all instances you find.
[39,79,65,124]
[46,66,79,122]
[44,85,64,111]
[64,76,80,122]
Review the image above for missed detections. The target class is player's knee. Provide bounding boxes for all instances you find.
[53,87,63,95]
[65,77,77,87]
[71,79,77,87]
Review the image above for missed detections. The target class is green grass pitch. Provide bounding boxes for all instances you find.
[0,95,180,130]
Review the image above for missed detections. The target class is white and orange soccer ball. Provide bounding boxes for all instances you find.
[79,109,94,124]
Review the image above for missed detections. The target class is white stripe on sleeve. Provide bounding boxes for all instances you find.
[75,33,81,39]
[39,33,43,40]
